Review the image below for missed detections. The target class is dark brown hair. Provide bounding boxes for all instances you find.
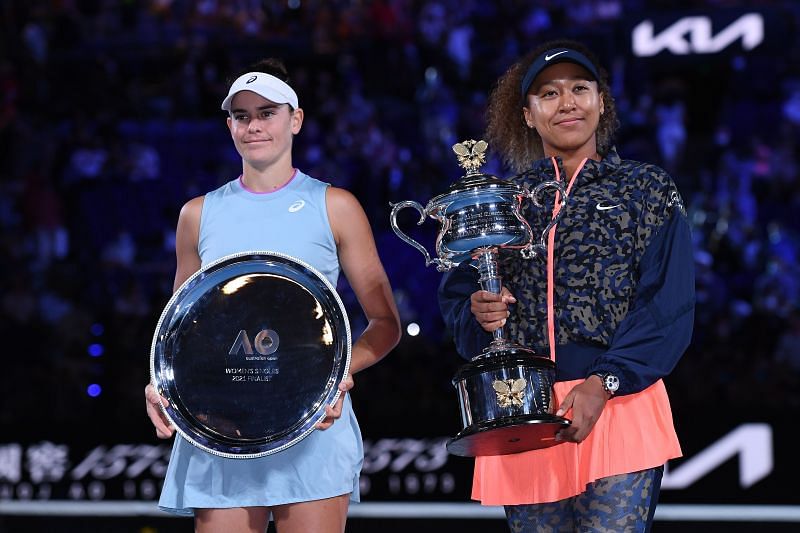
[485,39,619,173]
[232,58,291,84]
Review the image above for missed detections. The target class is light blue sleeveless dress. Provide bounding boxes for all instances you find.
[158,170,363,516]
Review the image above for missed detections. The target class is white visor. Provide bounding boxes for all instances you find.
[220,72,299,111]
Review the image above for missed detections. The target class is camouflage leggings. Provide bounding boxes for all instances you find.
[504,467,663,533]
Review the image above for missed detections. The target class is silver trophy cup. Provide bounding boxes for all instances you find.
[390,140,571,457]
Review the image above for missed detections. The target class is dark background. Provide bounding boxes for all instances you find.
[2,0,800,531]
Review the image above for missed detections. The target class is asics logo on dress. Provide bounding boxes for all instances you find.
[545,50,569,61]
[596,202,622,211]
[288,200,305,213]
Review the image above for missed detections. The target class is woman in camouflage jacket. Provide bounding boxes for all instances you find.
[439,38,695,532]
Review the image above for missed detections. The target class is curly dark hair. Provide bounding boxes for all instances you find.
[485,39,619,173]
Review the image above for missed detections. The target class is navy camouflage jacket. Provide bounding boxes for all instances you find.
[438,148,695,396]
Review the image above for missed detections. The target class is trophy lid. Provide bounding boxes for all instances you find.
[426,140,524,211]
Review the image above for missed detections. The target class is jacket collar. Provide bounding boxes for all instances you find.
[515,146,621,186]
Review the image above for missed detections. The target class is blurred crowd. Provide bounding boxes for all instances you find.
[2,0,800,443]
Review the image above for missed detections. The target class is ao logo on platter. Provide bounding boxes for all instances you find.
[228,328,280,358]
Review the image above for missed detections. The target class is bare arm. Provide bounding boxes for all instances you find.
[172,196,204,291]
[145,196,204,438]
[328,187,401,374]
[315,187,401,429]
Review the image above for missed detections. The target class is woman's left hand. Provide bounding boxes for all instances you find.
[553,375,610,443]
[315,374,354,430]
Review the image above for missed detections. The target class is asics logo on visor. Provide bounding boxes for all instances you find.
[246,75,257,84]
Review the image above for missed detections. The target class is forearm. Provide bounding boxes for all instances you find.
[349,315,401,374]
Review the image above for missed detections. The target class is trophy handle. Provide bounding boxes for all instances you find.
[389,201,451,271]
[522,180,568,259]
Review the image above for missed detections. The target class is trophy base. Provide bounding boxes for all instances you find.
[446,414,570,457]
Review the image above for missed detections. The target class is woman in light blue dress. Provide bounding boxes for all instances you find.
[144,58,401,533]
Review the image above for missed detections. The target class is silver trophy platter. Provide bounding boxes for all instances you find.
[150,251,351,458]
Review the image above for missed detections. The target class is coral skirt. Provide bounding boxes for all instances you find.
[472,379,681,505]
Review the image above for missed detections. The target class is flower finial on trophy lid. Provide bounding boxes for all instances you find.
[452,139,488,176]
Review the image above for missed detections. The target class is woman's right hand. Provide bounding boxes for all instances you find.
[145,383,175,439]
[470,287,517,332]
